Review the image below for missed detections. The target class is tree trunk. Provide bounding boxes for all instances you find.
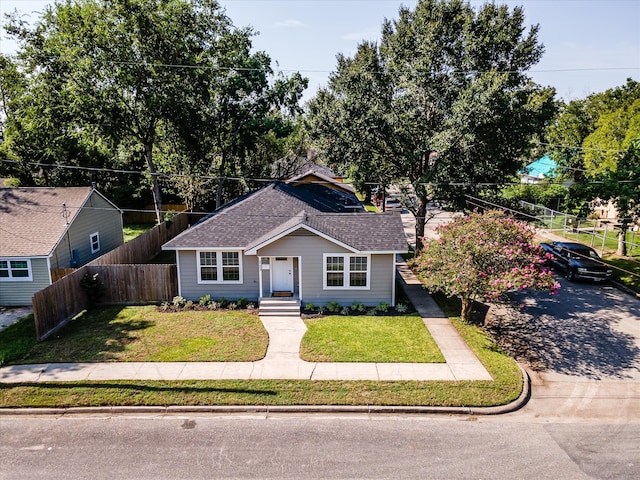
[216,177,223,210]
[414,195,428,254]
[143,142,163,225]
[216,151,226,210]
[617,224,628,257]
[460,296,473,323]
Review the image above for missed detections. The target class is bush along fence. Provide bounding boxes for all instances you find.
[32,213,191,340]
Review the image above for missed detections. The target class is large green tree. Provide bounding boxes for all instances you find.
[547,79,640,181]
[569,137,640,256]
[307,0,556,252]
[3,0,306,220]
[546,79,640,256]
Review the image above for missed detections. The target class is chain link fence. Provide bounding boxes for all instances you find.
[519,201,640,257]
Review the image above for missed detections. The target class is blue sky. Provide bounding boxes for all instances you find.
[1,0,639,103]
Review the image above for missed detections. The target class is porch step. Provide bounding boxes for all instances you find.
[259,298,301,317]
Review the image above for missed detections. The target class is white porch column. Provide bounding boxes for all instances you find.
[258,256,263,299]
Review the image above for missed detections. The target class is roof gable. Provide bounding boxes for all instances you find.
[286,170,354,194]
[0,187,115,257]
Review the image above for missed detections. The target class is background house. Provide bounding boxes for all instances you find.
[0,185,123,306]
[520,155,558,184]
[162,173,407,313]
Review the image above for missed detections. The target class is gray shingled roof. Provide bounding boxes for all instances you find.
[0,187,93,257]
[163,182,406,253]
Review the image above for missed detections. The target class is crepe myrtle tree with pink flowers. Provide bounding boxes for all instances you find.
[414,210,560,323]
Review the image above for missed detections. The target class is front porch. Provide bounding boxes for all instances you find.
[258,256,301,299]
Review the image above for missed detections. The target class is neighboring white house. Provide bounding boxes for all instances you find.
[162,172,407,309]
[0,186,123,306]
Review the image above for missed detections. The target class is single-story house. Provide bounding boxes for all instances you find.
[162,173,407,309]
[0,185,123,306]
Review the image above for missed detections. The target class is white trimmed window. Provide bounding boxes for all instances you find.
[197,251,242,284]
[0,258,33,281]
[90,232,101,254]
[323,254,370,289]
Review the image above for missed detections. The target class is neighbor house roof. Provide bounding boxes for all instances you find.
[286,170,355,194]
[163,182,406,253]
[0,186,113,257]
[523,155,557,179]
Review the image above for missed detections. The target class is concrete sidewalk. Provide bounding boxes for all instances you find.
[0,257,491,383]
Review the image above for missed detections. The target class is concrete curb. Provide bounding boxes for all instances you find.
[0,366,530,417]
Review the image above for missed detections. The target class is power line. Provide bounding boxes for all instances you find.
[3,158,638,188]
[2,52,638,77]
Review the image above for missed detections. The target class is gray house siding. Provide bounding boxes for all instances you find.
[177,250,260,302]
[0,257,50,306]
[256,231,395,306]
[50,192,123,269]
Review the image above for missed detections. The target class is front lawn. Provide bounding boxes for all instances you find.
[301,315,444,363]
[1,306,268,364]
[0,303,522,408]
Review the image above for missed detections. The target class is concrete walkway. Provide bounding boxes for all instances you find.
[0,257,491,383]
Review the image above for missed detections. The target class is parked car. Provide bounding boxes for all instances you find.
[540,241,613,282]
[384,198,403,212]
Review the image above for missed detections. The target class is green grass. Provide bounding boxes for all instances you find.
[603,255,640,293]
[2,306,268,365]
[123,223,155,242]
[0,303,522,408]
[0,315,39,367]
[301,315,444,363]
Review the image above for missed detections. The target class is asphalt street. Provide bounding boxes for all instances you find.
[1,414,638,479]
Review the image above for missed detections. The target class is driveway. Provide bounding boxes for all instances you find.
[404,209,640,422]
[488,278,640,422]
[0,307,32,330]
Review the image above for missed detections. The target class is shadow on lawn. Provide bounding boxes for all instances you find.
[2,381,277,397]
[27,306,155,363]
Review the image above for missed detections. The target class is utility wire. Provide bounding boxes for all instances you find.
[3,158,638,187]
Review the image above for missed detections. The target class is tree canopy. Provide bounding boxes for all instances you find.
[306,0,556,251]
[547,78,640,180]
[546,79,640,255]
[1,0,307,220]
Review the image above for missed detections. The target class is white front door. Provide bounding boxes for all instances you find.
[272,257,293,292]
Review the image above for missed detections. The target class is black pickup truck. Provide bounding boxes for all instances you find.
[540,242,613,282]
[540,241,613,282]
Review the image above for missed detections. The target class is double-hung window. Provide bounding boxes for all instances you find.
[197,251,242,284]
[90,232,101,254]
[0,258,33,281]
[323,254,369,289]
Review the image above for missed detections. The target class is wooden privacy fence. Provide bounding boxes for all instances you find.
[32,213,191,340]
[50,268,77,282]
[33,266,90,340]
[90,212,190,265]
[33,264,178,340]
[87,264,177,305]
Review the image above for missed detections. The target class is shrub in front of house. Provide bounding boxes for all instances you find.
[325,301,341,313]
[158,296,257,313]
